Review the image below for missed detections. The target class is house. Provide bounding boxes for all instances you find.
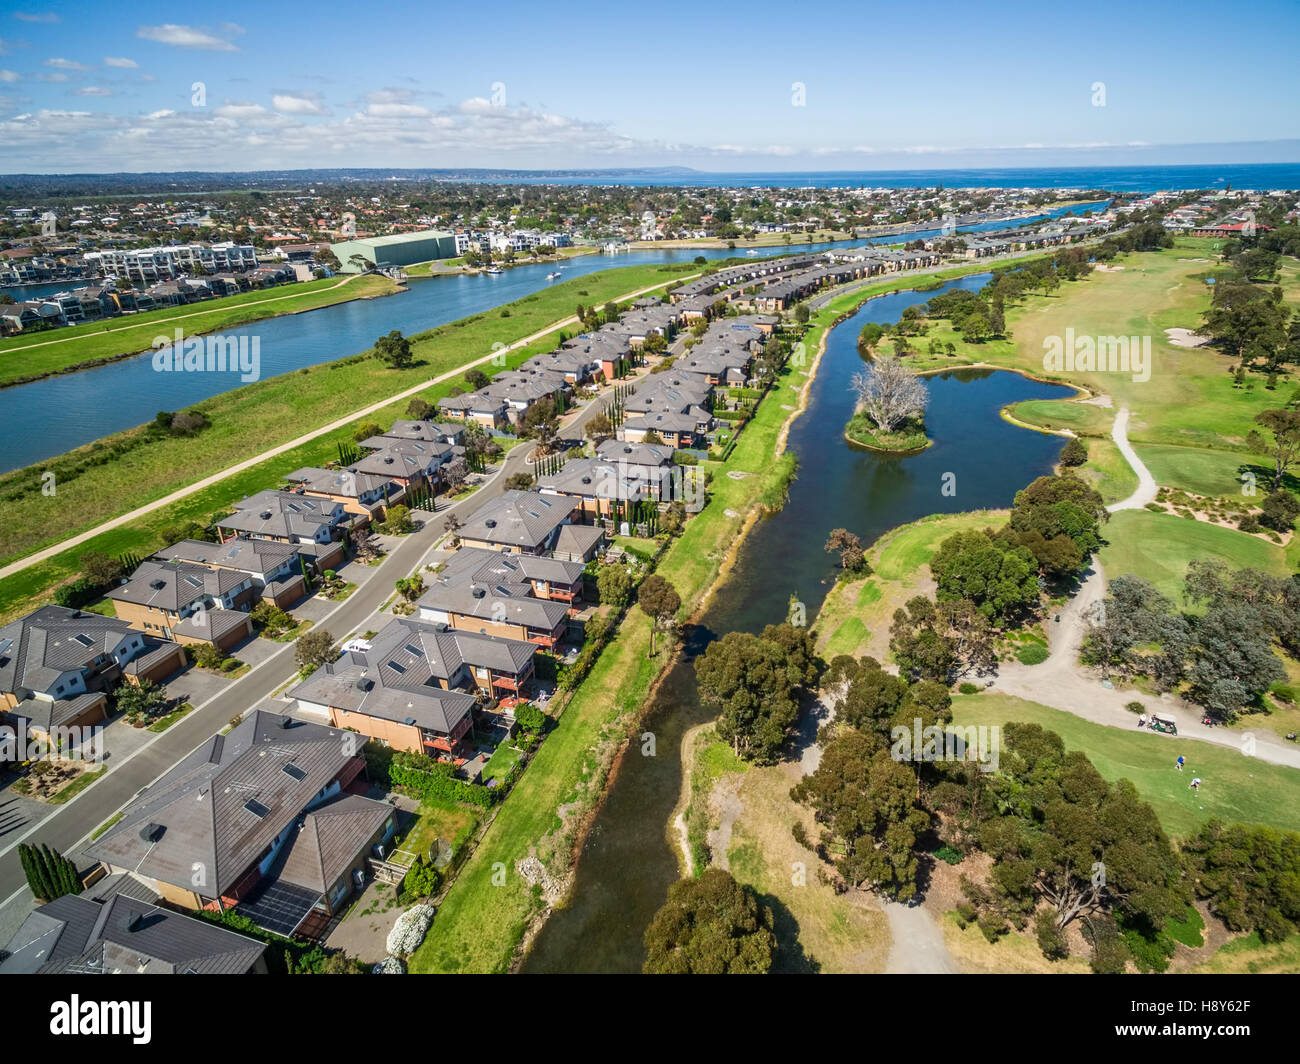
[0,606,185,741]
[217,490,349,569]
[153,536,308,610]
[457,490,578,555]
[536,456,665,519]
[552,523,606,563]
[85,710,391,935]
[350,437,456,490]
[283,468,398,522]
[0,892,269,974]
[106,559,255,651]
[291,616,538,746]
[436,390,509,429]
[417,547,584,647]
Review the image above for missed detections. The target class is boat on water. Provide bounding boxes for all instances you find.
[546,271,561,280]
[485,266,504,274]
[746,249,759,255]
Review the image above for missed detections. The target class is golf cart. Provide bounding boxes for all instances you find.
[1149,712,1178,735]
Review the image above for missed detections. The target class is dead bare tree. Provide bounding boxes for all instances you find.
[850,357,928,433]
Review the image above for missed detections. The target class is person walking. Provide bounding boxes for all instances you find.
[1189,777,1202,791]
[1176,755,1185,771]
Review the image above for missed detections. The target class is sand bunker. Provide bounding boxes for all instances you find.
[1165,327,1208,349]
[1094,264,1126,272]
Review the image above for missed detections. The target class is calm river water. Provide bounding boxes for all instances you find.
[520,272,1073,972]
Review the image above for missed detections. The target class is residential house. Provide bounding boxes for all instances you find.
[0,893,269,974]
[216,490,349,570]
[106,559,255,651]
[85,710,391,936]
[417,547,584,648]
[153,536,309,610]
[291,616,537,747]
[457,490,578,555]
[283,467,399,523]
[0,606,185,741]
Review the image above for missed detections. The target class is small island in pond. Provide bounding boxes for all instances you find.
[845,356,932,453]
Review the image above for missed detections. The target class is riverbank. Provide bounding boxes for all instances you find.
[0,263,700,621]
[0,273,401,388]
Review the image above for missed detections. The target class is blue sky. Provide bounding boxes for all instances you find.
[1,0,1297,173]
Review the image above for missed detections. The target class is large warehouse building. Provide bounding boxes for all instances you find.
[331,229,457,272]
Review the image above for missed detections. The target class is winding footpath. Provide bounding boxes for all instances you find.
[991,406,1300,770]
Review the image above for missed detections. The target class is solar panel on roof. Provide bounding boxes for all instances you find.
[244,798,270,819]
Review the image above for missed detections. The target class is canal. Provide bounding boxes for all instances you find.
[520,271,1073,972]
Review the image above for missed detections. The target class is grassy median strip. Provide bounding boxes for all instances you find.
[0,274,402,387]
[0,263,695,619]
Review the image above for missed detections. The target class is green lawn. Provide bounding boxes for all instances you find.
[0,275,400,385]
[1135,442,1268,498]
[1097,509,1286,602]
[815,510,1005,663]
[952,693,1300,840]
[1078,437,1140,505]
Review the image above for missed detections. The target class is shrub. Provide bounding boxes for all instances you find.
[1126,700,1145,714]
[386,904,436,957]
[958,682,980,695]
[1016,644,1049,665]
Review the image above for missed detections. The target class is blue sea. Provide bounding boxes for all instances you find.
[519,162,1300,191]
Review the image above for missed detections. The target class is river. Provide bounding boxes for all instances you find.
[0,204,1100,473]
[520,272,1073,972]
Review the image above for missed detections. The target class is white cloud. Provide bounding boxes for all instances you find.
[76,86,112,97]
[136,24,240,51]
[146,108,174,119]
[45,57,89,70]
[0,70,19,82]
[34,72,66,82]
[214,102,268,119]
[272,91,328,115]
[104,56,137,68]
[367,102,429,118]
[14,12,60,23]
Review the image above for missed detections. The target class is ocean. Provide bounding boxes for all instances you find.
[517,162,1300,191]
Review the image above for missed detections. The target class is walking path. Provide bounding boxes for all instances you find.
[990,405,1300,770]
[0,275,690,582]
[1106,407,1159,511]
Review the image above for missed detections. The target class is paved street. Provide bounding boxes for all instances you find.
[0,368,625,924]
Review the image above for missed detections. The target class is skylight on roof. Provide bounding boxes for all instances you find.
[388,661,406,674]
[244,798,270,819]
[281,763,307,782]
